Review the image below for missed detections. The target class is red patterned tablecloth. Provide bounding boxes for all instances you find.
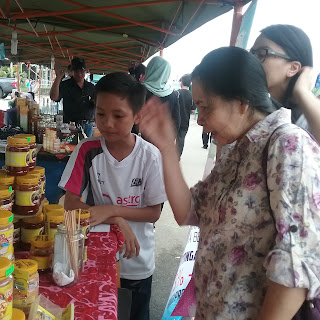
[39,226,124,320]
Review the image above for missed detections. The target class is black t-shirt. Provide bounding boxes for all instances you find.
[178,89,193,129]
[58,77,95,123]
[146,90,181,133]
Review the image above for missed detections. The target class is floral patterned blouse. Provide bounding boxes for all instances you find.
[188,108,320,319]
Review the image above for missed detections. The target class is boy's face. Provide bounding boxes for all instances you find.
[95,92,139,143]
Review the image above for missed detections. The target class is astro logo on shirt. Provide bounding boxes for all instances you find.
[131,178,143,187]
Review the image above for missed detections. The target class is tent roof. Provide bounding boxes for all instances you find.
[0,0,250,73]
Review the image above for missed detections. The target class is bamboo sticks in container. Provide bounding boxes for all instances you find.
[64,210,81,281]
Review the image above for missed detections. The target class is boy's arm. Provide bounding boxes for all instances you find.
[89,204,161,226]
[64,191,140,258]
[64,191,90,210]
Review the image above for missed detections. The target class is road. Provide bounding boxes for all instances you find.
[150,116,209,320]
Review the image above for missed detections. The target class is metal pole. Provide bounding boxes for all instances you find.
[230,2,244,46]
[17,62,20,92]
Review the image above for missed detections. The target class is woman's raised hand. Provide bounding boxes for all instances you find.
[139,96,176,153]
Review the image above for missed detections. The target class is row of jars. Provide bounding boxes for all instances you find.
[0,166,45,217]
[0,257,38,319]
[0,204,90,264]
[5,134,37,176]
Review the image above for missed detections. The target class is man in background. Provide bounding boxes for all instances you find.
[50,57,95,137]
[177,74,193,157]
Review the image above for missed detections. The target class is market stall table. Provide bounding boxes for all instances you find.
[39,227,124,320]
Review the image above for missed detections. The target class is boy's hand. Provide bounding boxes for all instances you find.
[118,218,140,259]
[89,205,113,226]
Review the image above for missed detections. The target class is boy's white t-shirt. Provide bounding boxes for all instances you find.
[59,134,167,280]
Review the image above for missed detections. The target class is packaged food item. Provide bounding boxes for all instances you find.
[14,135,37,171]
[12,218,21,251]
[30,235,54,273]
[5,136,30,176]
[0,187,13,213]
[47,211,64,238]
[0,171,14,197]
[20,215,45,251]
[45,204,64,215]
[13,259,39,316]
[0,211,13,261]
[12,308,25,320]
[14,175,40,216]
[0,257,13,320]
[75,209,90,261]
[32,167,45,202]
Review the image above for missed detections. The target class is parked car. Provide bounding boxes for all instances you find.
[0,78,16,98]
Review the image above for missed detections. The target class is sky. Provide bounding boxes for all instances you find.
[145,0,320,83]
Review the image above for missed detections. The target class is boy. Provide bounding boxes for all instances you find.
[59,72,167,320]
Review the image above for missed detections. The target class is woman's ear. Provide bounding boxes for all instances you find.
[239,100,249,115]
[134,113,141,125]
[287,61,302,78]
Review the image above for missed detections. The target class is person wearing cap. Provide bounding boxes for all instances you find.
[50,57,95,137]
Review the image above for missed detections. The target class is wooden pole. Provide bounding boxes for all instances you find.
[230,2,244,46]
[17,62,20,92]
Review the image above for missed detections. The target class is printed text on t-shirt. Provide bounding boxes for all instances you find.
[117,195,140,207]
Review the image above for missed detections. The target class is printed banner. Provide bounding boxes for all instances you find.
[162,226,200,319]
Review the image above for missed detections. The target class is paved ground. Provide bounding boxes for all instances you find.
[150,116,208,320]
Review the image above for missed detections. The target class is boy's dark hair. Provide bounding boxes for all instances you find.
[95,72,146,114]
[128,63,146,82]
[180,74,191,87]
[192,46,275,115]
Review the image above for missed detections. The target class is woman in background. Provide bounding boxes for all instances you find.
[250,24,320,142]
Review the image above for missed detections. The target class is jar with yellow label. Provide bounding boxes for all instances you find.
[5,136,30,176]
[0,187,13,213]
[12,308,25,320]
[0,257,13,320]
[20,215,44,251]
[75,209,90,262]
[32,167,45,202]
[14,175,40,216]
[0,171,14,198]
[14,135,36,171]
[13,259,39,317]
[0,211,13,262]
[47,211,64,238]
[12,218,21,251]
[30,235,54,273]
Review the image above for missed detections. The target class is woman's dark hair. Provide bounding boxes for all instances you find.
[95,72,146,114]
[192,46,275,114]
[261,24,313,67]
[260,24,313,121]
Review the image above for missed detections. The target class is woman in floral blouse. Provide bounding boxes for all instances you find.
[139,46,320,320]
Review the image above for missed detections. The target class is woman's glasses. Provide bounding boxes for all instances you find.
[249,48,292,63]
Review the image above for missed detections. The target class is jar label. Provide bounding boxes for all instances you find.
[49,228,58,238]
[5,151,29,167]
[82,225,90,240]
[30,149,37,163]
[15,190,40,206]
[0,203,13,212]
[0,280,13,320]
[21,227,44,244]
[41,181,45,195]
[29,255,52,270]
[13,266,39,298]
[0,229,13,261]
